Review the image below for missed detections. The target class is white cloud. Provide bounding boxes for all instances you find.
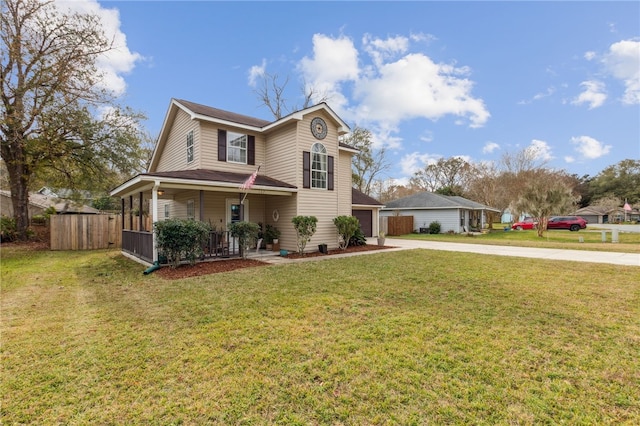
[572,80,607,109]
[400,152,440,176]
[353,53,489,128]
[247,59,267,87]
[571,135,612,159]
[526,140,553,162]
[56,0,143,97]
[482,142,500,154]
[298,34,360,110]
[564,156,575,163]
[362,34,409,68]
[603,39,640,104]
[584,51,597,61]
[296,33,489,133]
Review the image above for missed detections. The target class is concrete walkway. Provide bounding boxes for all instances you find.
[258,238,640,267]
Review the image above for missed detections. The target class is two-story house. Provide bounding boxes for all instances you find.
[111,99,380,264]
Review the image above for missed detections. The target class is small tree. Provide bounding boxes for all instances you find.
[291,216,317,254]
[513,174,579,237]
[333,215,360,250]
[154,219,211,268]
[229,221,260,259]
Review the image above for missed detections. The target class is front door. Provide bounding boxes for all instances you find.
[226,198,249,249]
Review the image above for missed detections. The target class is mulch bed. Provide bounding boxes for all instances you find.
[155,244,391,279]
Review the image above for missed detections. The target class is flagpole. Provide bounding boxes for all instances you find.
[239,165,261,219]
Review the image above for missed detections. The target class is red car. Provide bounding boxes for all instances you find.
[547,216,587,231]
[511,217,538,230]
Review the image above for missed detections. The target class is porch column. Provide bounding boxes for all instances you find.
[152,182,160,262]
[129,195,133,230]
[199,190,204,221]
[121,199,125,230]
[138,192,143,231]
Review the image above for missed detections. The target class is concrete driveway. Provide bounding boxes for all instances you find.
[370,238,640,267]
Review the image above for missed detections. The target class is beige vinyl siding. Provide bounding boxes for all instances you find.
[337,150,353,216]
[156,109,199,172]
[200,122,266,173]
[292,112,344,250]
[263,122,298,184]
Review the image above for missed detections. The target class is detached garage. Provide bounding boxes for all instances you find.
[352,188,384,237]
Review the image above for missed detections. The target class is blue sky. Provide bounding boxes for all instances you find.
[77,1,639,184]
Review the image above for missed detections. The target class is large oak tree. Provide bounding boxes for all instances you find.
[1,0,146,239]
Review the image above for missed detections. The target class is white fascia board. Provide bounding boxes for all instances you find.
[188,112,264,133]
[112,175,297,198]
[352,204,385,209]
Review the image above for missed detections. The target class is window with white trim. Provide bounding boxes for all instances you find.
[187,199,195,220]
[186,130,194,163]
[164,204,170,219]
[227,131,247,164]
[311,143,327,189]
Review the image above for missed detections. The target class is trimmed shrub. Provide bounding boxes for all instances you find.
[291,216,317,254]
[229,221,260,259]
[428,221,441,235]
[349,227,368,247]
[333,215,360,250]
[154,219,211,268]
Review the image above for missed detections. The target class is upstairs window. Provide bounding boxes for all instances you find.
[227,131,247,164]
[311,143,327,189]
[218,130,255,165]
[186,130,194,163]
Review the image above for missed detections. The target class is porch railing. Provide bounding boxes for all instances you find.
[121,229,240,263]
[122,230,154,263]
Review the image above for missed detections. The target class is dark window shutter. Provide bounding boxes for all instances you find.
[248,135,255,165]
[328,155,334,191]
[303,151,310,189]
[218,129,226,161]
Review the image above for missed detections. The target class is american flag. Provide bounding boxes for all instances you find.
[240,170,258,190]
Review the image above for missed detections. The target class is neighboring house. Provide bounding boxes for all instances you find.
[575,205,639,224]
[111,99,359,263]
[351,188,384,237]
[380,192,500,233]
[0,189,99,218]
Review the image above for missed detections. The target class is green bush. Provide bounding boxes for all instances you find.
[229,221,260,258]
[291,216,317,254]
[0,216,17,242]
[428,221,441,235]
[349,227,367,247]
[264,224,281,243]
[154,219,211,268]
[333,215,360,250]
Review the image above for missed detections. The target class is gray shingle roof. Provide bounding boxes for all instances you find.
[175,99,271,128]
[383,192,499,211]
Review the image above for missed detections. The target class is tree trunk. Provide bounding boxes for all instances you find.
[5,158,31,240]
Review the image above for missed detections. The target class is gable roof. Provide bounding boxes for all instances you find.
[352,188,384,207]
[383,192,500,212]
[149,99,353,171]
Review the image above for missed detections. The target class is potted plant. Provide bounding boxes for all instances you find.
[265,224,280,251]
[377,231,386,246]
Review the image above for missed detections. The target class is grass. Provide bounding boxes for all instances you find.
[2,246,640,424]
[400,226,640,254]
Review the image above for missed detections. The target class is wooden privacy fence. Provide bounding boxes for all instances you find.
[382,215,414,236]
[50,214,122,250]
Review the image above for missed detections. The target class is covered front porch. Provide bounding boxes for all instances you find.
[111,169,297,264]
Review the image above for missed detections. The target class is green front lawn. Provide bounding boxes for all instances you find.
[2,247,639,424]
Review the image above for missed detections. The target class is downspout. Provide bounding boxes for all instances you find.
[152,181,160,263]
